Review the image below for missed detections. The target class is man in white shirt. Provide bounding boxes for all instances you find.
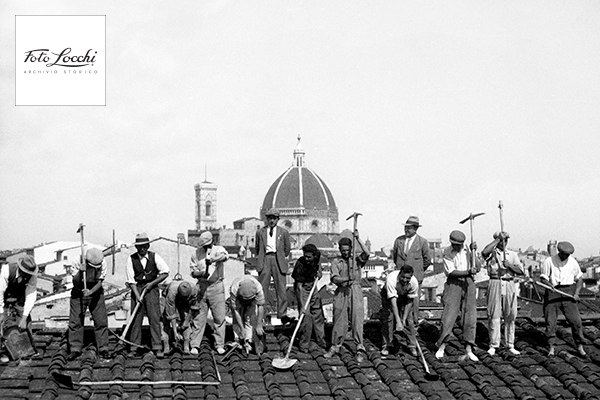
[126,233,169,356]
[189,231,229,355]
[481,231,525,356]
[0,255,38,363]
[229,275,265,354]
[539,241,586,356]
[380,264,419,357]
[435,230,481,361]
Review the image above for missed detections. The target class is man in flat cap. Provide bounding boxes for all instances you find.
[162,280,198,354]
[539,241,586,356]
[325,230,370,362]
[391,216,431,325]
[67,248,110,360]
[0,255,38,363]
[481,232,525,356]
[435,230,481,361]
[255,208,292,325]
[189,231,229,355]
[229,275,265,354]
[126,233,170,356]
[380,264,419,357]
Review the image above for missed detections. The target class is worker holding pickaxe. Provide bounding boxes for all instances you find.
[435,230,481,361]
[67,248,110,360]
[325,223,370,362]
[539,241,586,356]
[481,231,524,356]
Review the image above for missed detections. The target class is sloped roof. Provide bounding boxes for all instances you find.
[2,314,600,399]
[305,233,334,249]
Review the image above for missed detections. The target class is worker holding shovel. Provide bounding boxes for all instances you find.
[67,248,110,360]
[125,233,169,357]
[0,255,38,363]
[291,243,326,352]
[539,241,586,357]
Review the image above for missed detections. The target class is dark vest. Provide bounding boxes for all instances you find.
[72,264,102,290]
[4,263,27,307]
[131,252,158,284]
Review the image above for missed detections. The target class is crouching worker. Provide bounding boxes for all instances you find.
[380,264,419,357]
[229,275,265,354]
[68,248,109,360]
[0,255,38,363]
[292,244,326,352]
[163,280,198,354]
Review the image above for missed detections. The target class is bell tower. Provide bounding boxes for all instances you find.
[195,167,217,230]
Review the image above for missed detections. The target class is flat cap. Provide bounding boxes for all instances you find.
[265,208,280,217]
[493,231,510,239]
[177,281,193,298]
[238,279,258,300]
[85,248,104,268]
[557,241,574,255]
[449,230,466,244]
[198,231,213,247]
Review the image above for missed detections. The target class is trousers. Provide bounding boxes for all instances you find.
[436,277,477,347]
[190,280,226,349]
[331,283,364,350]
[487,279,518,348]
[295,281,326,349]
[68,289,109,352]
[129,285,162,351]
[258,254,287,318]
[543,284,584,346]
[380,291,416,350]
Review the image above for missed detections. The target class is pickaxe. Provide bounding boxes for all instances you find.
[346,212,362,283]
[76,224,87,291]
[459,212,485,271]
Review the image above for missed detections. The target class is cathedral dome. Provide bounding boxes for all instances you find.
[260,137,337,216]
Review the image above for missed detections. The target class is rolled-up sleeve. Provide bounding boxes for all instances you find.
[154,254,170,275]
[443,256,456,276]
[571,259,583,280]
[539,258,551,282]
[125,256,136,284]
[385,272,398,299]
[23,275,37,317]
[164,284,179,320]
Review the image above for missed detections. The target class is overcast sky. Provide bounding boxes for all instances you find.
[1,1,599,257]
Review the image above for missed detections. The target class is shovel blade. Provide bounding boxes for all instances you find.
[272,356,297,370]
[52,371,75,389]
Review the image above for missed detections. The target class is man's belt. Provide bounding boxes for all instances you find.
[266,252,277,256]
[489,276,516,281]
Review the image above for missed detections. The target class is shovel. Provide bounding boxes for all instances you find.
[415,338,439,380]
[52,371,220,389]
[112,286,150,351]
[272,280,318,369]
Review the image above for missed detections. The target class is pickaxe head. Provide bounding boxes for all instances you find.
[459,212,485,225]
[346,212,362,221]
[76,223,85,233]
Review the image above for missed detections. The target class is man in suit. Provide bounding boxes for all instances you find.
[255,208,291,324]
[391,216,432,324]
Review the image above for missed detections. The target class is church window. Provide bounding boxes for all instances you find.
[206,201,212,216]
[284,220,292,228]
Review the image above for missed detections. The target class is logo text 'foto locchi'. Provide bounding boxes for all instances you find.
[24,48,97,68]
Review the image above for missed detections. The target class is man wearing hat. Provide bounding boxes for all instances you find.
[435,230,481,361]
[539,241,586,356]
[255,208,291,324]
[162,280,198,354]
[325,230,370,362]
[229,275,265,354]
[67,248,110,360]
[189,231,229,355]
[481,231,525,356]
[126,233,170,356]
[0,255,38,363]
[391,216,432,325]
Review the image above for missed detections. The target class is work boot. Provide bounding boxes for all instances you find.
[409,348,418,357]
[548,346,555,357]
[190,347,199,355]
[216,346,225,355]
[0,354,9,364]
[324,346,339,359]
[380,347,390,356]
[99,349,111,359]
[183,341,191,355]
[435,344,446,360]
[507,347,520,355]
[68,350,82,361]
[487,347,496,356]
[577,345,586,356]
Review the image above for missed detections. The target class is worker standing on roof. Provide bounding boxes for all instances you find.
[435,230,481,361]
[189,231,229,355]
[126,233,169,357]
[291,243,326,352]
[229,275,265,354]
[0,255,38,363]
[481,231,525,356]
[539,241,586,357]
[67,248,110,360]
[324,231,370,362]
[162,280,198,354]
